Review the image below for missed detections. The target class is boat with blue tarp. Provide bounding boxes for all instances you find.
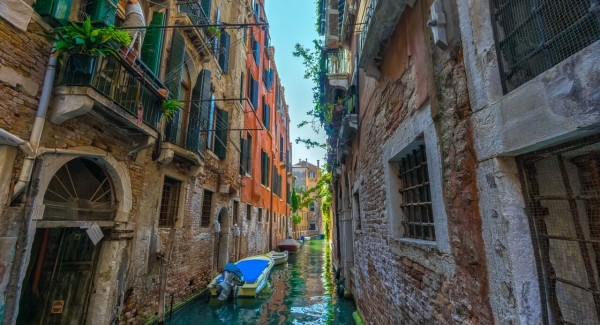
[208,254,274,299]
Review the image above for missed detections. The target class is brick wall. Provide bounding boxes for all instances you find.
[344,2,493,324]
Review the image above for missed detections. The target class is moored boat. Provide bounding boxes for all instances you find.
[277,237,301,253]
[268,250,289,265]
[208,254,274,299]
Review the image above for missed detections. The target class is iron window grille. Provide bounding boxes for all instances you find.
[398,144,435,241]
[159,177,181,227]
[491,0,600,93]
[201,190,213,227]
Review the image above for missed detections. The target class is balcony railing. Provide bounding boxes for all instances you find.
[175,2,213,58]
[61,49,168,130]
[326,48,350,75]
[164,109,205,158]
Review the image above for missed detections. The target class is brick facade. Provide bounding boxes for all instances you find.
[0,0,290,323]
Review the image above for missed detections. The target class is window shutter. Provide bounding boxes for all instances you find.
[265,104,270,130]
[213,9,220,55]
[187,69,212,153]
[199,70,212,150]
[253,40,260,66]
[164,31,185,141]
[252,78,259,108]
[206,95,216,149]
[141,12,165,74]
[240,72,244,105]
[240,137,248,174]
[214,108,228,159]
[165,31,185,98]
[200,0,212,22]
[86,0,117,26]
[34,0,73,26]
[219,31,230,73]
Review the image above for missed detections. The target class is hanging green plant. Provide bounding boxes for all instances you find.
[41,16,131,62]
[161,99,182,121]
[206,26,221,37]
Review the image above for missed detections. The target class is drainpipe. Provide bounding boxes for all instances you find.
[11,50,58,202]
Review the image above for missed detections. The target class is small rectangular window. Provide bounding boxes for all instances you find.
[491,0,600,92]
[246,204,252,221]
[233,201,239,224]
[258,208,263,222]
[398,144,434,240]
[159,177,181,227]
[201,190,213,227]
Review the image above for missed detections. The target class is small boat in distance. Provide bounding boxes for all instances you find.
[277,237,301,254]
[208,254,274,299]
[268,250,289,265]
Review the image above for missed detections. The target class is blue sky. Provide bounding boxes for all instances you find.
[265,0,327,168]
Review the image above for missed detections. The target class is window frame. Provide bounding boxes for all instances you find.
[158,175,185,228]
[382,105,450,257]
[200,189,214,228]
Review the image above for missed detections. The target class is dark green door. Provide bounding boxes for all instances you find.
[18,227,102,325]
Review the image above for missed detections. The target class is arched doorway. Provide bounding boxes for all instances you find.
[17,158,116,325]
[216,207,230,269]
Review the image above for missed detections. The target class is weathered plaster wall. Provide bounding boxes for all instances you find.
[346,0,493,323]
[458,0,600,323]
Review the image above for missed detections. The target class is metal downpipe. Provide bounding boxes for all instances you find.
[11,51,58,202]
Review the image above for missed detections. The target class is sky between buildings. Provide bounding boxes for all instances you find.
[265,0,327,168]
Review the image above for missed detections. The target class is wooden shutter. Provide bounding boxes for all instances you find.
[165,31,185,98]
[199,70,212,150]
[200,0,212,22]
[206,95,216,149]
[240,72,244,105]
[265,104,270,130]
[86,0,117,26]
[187,69,211,153]
[141,12,165,74]
[164,31,185,141]
[219,31,230,73]
[240,137,248,174]
[251,78,259,108]
[214,108,228,159]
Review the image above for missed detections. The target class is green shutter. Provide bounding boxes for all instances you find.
[219,31,230,73]
[214,108,228,159]
[201,0,212,22]
[141,12,165,74]
[86,0,118,26]
[165,31,185,98]
[240,137,248,174]
[34,0,73,26]
[186,70,210,154]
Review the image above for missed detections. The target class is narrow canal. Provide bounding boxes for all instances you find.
[163,239,357,324]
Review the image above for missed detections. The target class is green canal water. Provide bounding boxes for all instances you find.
[163,239,357,325]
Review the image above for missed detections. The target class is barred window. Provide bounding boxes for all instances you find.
[201,190,213,227]
[246,203,252,221]
[398,144,435,241]
[159,177,181,227]
[258,208,263,222]
[491,0,600,92]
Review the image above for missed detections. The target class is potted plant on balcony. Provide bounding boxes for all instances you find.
[43,16,131,74]
[205,26,221,38]
[161,99,182,121]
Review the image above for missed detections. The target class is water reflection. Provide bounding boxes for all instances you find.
[164,240,356,325]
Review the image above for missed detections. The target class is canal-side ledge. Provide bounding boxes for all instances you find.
[143,288,211,325]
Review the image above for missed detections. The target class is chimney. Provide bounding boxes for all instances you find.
[299,159,301,163]
[317,160,320,168]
